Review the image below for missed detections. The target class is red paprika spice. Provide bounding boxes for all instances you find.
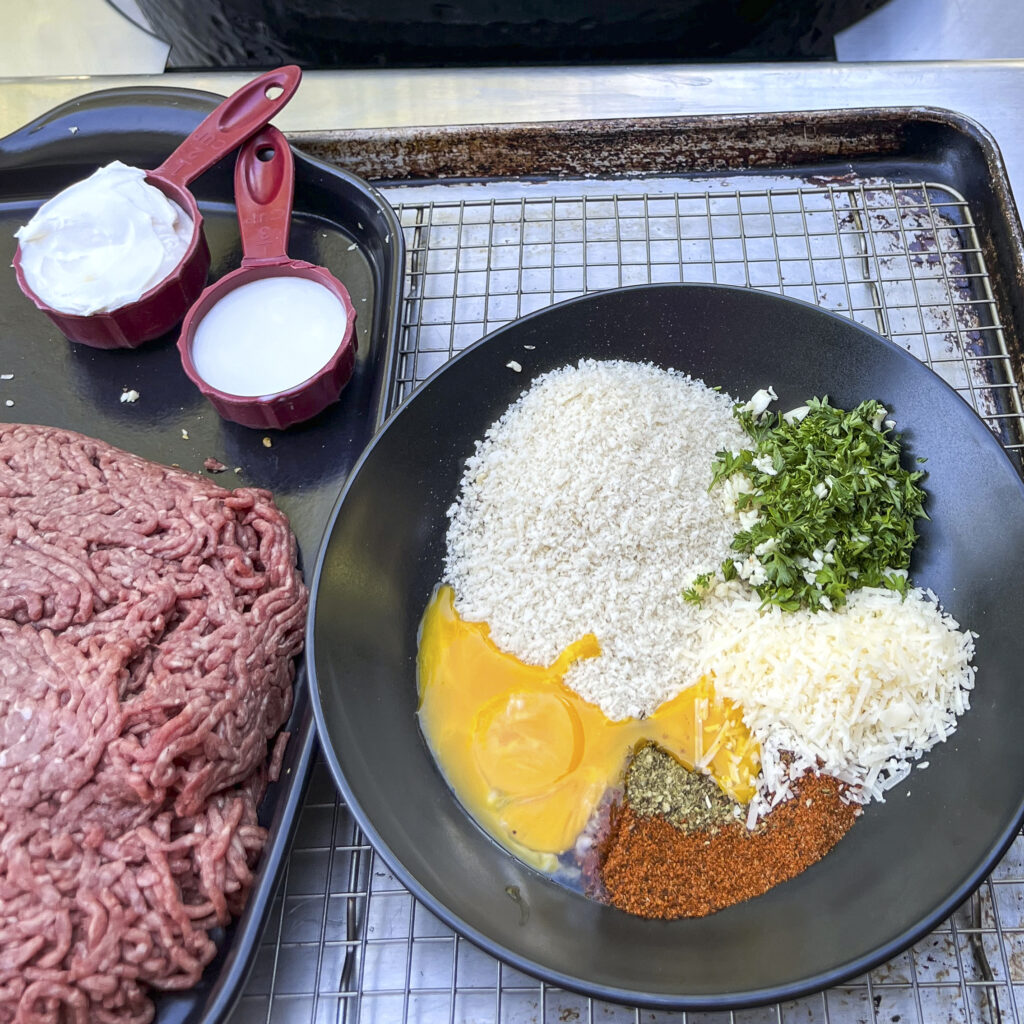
[600,772,858,919]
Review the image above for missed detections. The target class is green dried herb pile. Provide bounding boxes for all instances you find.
[625,744,740,834]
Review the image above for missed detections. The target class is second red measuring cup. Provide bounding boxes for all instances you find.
[178,126,358,430]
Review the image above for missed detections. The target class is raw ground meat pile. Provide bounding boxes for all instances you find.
[0,424,308,1024]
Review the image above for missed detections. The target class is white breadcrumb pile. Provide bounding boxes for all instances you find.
[443,358,746,720]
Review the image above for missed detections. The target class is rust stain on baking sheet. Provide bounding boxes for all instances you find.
[293,109,907,181]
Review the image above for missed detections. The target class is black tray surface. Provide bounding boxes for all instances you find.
[0,86,404,1024]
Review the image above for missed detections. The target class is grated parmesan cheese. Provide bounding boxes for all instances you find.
[444,359,746,720]
[700,583,976,819]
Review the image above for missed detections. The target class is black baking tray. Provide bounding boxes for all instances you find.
[0,87,404,1024]
[302,105,1024,384]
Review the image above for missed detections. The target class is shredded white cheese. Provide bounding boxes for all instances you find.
[700,583,976,818]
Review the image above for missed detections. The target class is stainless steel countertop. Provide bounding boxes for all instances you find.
[2,61,1023,198]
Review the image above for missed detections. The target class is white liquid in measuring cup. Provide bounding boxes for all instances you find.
[191,276,347,397]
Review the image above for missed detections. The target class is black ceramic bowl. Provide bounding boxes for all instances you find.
[308,283,1024,1009]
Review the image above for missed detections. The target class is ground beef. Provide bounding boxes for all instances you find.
[0,424,308,1024]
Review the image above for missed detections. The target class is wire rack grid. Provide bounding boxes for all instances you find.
[229,175,1024,1024]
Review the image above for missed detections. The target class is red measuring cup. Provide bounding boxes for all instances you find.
[178,126,357,430]
[13,65,302,350]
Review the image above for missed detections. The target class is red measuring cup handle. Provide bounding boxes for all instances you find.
[152,65,301,189]
[235,126,295,266]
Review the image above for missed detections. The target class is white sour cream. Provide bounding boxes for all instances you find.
[190,276,347,397]
[15,161,194,316]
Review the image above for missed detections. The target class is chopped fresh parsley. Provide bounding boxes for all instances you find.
[683,571,715,605]
[697,395,927,612]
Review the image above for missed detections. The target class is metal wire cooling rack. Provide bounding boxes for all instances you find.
[229,176,1024,1024]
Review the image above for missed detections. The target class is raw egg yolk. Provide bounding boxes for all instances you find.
[417,586,760,869]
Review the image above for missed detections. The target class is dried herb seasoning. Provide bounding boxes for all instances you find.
[625,744,741,833]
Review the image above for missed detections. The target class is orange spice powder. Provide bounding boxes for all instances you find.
[600,772,859,919]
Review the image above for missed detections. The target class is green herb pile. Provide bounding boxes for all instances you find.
[686,396,927,612]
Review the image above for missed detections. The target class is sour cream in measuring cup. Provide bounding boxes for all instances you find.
[189,276,348,397]
[14,161,195,316]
